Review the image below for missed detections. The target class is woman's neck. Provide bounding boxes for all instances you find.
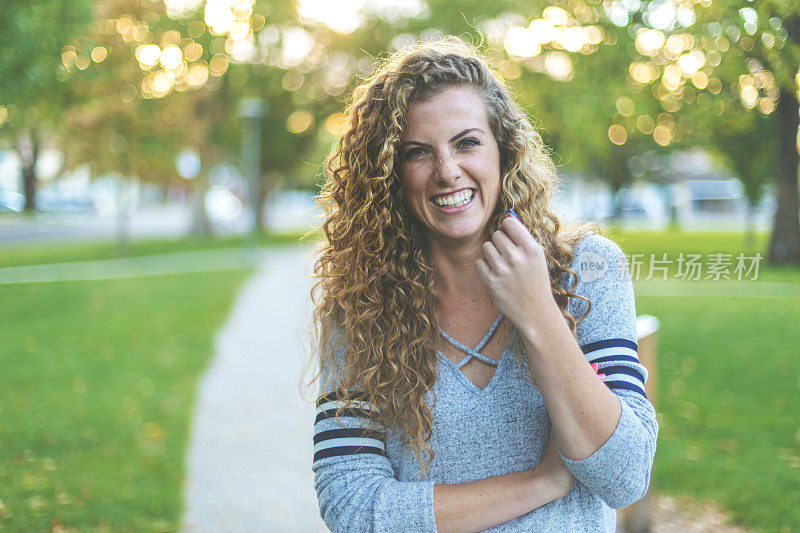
[427,234,493,309]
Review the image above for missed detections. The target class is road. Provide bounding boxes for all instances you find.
[0,202,318,245]
[0,205,194,245]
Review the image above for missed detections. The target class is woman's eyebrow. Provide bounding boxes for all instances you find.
[400,128,485,148]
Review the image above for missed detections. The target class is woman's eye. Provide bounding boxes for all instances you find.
[459,137,480,148]
[404,147,425,159]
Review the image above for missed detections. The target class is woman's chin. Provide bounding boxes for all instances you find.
[428,223,488,244]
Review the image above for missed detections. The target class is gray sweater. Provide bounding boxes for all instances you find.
[312,234,658,532]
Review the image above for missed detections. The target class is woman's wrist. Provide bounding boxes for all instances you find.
[433,467,569,533]
[525,465,575,508]
[517,301,567,352]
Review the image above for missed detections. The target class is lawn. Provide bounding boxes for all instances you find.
[0,261,252,530]
[611,227,800,532]
[607,228,795,283]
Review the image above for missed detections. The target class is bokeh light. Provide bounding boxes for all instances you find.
[286,110,314,135]
[91,47,108,63]
[608,124,627,145]
[324,113,348,136]
[136,44,161,68]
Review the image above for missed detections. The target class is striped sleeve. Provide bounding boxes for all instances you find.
[557,234,658,509]
[312,327,436,533]
[314,391,386,462]
[581,338,647,399]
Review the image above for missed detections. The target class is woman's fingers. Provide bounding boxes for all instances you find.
[490,228,516,258]
[500,216,528,248]
[591,363,606,382]
[481,240,504,272]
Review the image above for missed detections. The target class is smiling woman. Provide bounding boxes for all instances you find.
[304,37,657,533]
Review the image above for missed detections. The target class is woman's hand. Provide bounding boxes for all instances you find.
[475,216,558,329]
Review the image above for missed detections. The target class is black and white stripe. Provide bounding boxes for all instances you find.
[313,392,386,463]
[581,338,647,398]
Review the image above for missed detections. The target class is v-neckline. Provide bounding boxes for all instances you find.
[436,316,514,394]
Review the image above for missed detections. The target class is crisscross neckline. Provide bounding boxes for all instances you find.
[438,313,504,369]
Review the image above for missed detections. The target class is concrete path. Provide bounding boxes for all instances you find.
[181,244,328,532]
[0,247,265,284]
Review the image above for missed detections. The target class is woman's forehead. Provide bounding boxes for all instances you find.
[402,86,490,138]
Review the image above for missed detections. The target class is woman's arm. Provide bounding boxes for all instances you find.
[315,361,574,532]
[518,236,657,509]
[477,224,657,509]
[315,396,573,533]
[314,322,578,532]
[434,431,573,533]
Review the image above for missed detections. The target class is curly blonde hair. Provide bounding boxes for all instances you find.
[302,37,604,479]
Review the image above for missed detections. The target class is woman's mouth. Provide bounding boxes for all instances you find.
[431,189,475,212]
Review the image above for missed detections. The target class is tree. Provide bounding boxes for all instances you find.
[0,0,93,210]
[57,0,227,239]
[695,103,776,248]
[627,0,800,263]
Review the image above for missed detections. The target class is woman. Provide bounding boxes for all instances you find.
[305,37,657,532]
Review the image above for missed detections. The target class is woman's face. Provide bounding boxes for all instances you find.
[397,85,502,246]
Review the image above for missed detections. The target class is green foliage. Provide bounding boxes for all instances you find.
[0,0,92,115]
[630,2,799,207]
[692,1,800,90]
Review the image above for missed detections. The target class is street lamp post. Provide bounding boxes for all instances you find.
[238,98,266,245]
[176,149,212,237]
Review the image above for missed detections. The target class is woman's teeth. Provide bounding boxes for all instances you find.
[433,190,474,207]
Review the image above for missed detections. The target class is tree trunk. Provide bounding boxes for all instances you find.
[661,183,679,229]
[607,146,631,224]
[18,128,40,211]
[767,87,800,264]
[116,175,130,256]
[256,173,280,234]
[22,164,37,211]
[610,182,623,221]
[255,173,266,234]
[744,198,756,253]
[187,99,213,238]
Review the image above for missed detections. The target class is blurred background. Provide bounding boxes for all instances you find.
[1,0,799,531]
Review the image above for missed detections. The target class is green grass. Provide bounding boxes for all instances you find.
[638,294,800,532]
[607,227,798,283]
[0,270,252,531]
[604,228,800,532]
[608,227,770,257]
[0,230,322,270]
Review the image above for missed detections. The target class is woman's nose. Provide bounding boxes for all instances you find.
[434,152,461,183]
